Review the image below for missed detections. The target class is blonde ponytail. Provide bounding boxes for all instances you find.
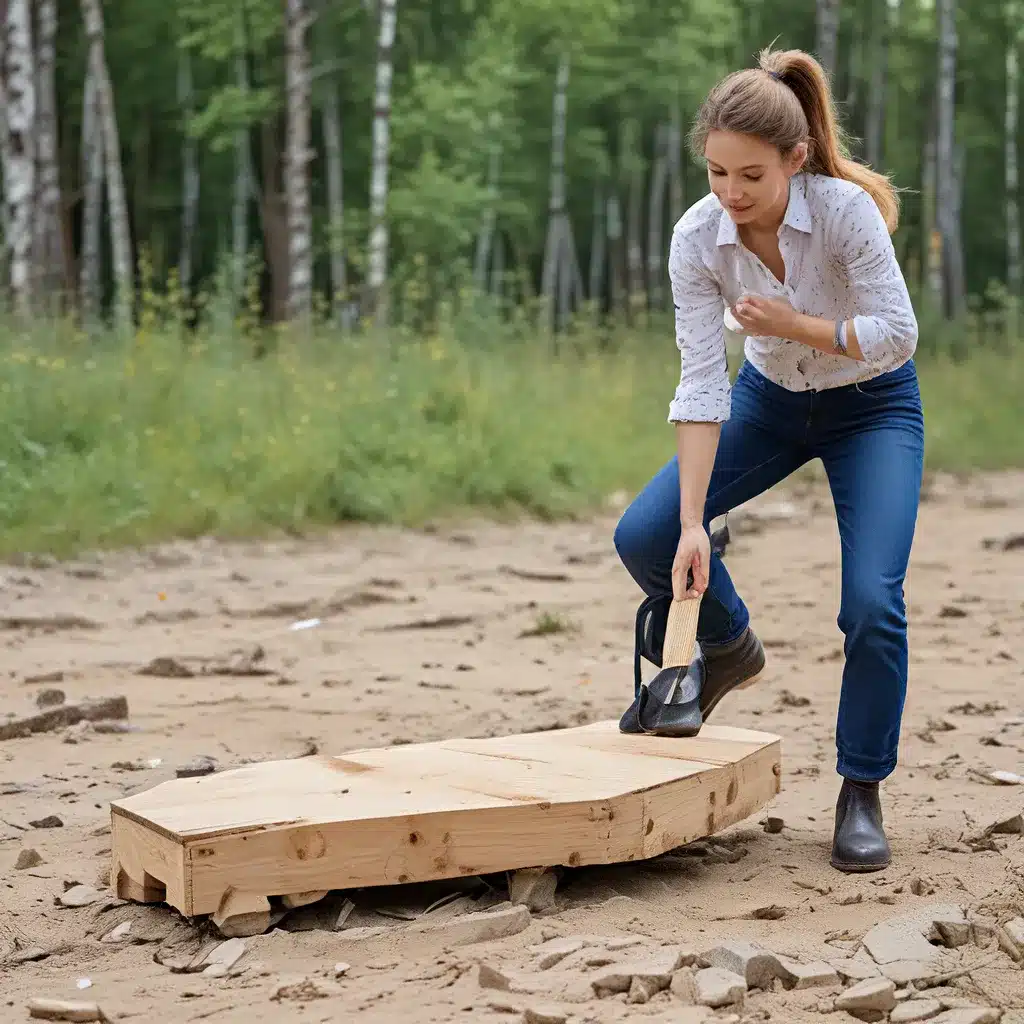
[689,46,901,234]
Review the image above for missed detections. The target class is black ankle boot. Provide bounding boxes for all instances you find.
[831,778,891,872]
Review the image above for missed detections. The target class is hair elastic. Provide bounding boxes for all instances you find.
[767,70,782,82]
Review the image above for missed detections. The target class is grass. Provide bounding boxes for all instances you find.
[0,307,1019,560]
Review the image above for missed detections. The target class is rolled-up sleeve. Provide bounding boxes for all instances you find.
[667,229,731,423]
[835,189,918,368]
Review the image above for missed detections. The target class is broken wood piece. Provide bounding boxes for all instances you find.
[212,889,272,938]
[508,867,558,912]
[109,720,781,920]
[1,696,128,741]
[27,999,106,1023]
[281,889,329,909]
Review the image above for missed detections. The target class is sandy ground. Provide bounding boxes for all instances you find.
[1,468,1023,1024]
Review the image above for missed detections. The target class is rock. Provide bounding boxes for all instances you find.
[931,912,972,948]
[408,904,530,947]
[532,937,584,969]
[1000,917,1024,959]
[835,978,898,1014]
[931,1011,1001,1024]
[100,920,132,943]
[776,957,840,990]
[627,974,665,1004]
[334,962,350,977]
[36,688,66,708]
[212,891,272,938]
[862,904,964,964]
[694,967,746,1008]
[764,817,785,833]
[280,889,328,909]
[508,867,557,913]
[522,1008,567,1024]
[891,999,943,1023]
[882,961,935,986]
[832,957,881,982]
[0,695,128,741]
[986,812,1024,835]
[671,967,699,1003]
[590,949,690,998]
[699,940,787,990]
[176,755,218,778]
[26,999,105,1022]
[202,937,247,977]
[604,936,645,951]
[59,885,100,908]
[15,848,44,870]
[139,657,194,678]
[9,946,49,964]
[30,815,63,829]
[478,964,511,990]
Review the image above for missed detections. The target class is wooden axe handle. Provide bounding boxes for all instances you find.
[661,595,702,669]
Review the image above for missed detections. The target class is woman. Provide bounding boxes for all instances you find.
[613,46,923,874]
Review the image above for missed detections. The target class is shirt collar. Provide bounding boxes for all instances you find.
[716,172,812,246]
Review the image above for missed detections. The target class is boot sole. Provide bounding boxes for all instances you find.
[830,855,890,873]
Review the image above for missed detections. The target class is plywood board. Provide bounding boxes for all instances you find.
[110,720,781,919]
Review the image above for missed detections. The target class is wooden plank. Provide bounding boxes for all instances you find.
[110,720,781,919]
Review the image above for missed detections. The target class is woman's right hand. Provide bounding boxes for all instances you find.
[673,524,711,600]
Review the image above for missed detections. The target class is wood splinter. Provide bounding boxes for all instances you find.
[212,887,272,938]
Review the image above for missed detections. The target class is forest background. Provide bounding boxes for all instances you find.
[0,0,1019,558]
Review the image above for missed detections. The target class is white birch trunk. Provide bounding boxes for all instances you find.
[540,54,572,331]
[178,48,200,295]
[646,122,669,310]
[473,112,502,295]
[232,17,252,306]
[80,65,104,326]
[935,0,965,318]
[81,0,133,332]
[322,80,347,326]
[864,0,889,167]
[3,0,37,314]
[815,0,841,79]
[1007,2,1022,312]
[365,0,397,323]
[284,0,314,324]
[35,0,64,302]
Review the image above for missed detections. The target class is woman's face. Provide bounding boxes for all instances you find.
[704,129,807,227]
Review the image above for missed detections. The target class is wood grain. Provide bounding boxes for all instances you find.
[661,596,702,669]
[110,719,781,918]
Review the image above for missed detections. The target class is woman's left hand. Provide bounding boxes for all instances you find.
[730,294,801,339]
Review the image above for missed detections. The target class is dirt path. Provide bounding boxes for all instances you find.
[2,470,1023,1024]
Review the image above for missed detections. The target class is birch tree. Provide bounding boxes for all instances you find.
[284,0,313,324]
[365,0,397,323]
[35,0,64,303]
[1007,0,1022,325]
[178,48,200,295]
[2,0,37,314]
[321,80,347,326]
[540,54,583,332]
[935,0,966,318]
[79,66,104,326]
[81,0,133,332]
[816,0,841,79]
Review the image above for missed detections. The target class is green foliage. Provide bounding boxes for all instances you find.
[0,302,1018,560]
[49,0,1022,313]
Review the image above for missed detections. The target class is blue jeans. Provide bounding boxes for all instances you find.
[613,358,925,782]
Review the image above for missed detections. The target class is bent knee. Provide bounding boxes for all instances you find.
[838,579,907,636]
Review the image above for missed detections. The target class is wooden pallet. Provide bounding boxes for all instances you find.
[110,720,781,926]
